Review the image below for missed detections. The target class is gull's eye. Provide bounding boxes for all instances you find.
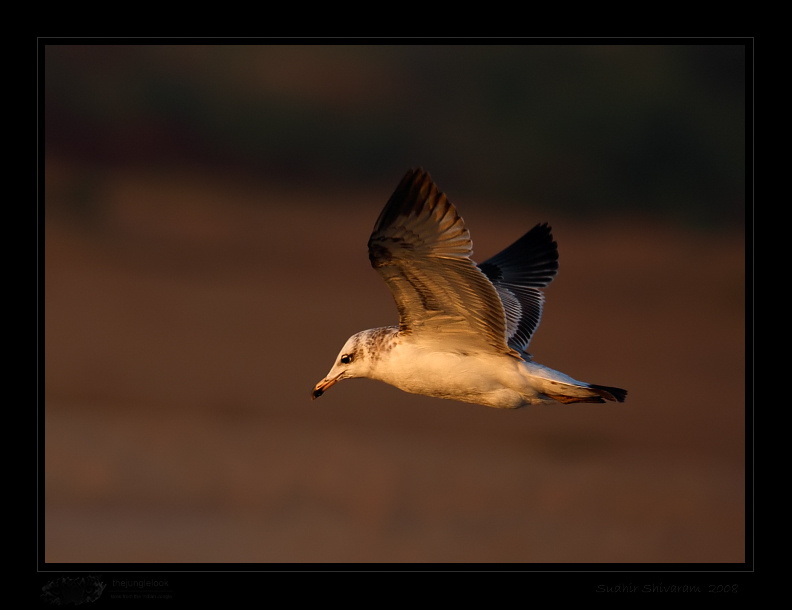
[341,354,353,365]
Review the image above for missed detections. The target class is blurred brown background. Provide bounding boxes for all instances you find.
[44,44,746,563]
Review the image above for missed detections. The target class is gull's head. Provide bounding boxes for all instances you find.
[311,332,374,400]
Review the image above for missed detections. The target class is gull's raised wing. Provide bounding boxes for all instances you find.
[478,223,559,357]
[368,169,520,358]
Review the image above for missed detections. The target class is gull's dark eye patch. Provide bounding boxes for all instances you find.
[341,354,353,364]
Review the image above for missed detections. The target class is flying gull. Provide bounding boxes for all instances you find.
[312,169,626,408]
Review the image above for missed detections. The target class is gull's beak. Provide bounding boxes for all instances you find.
[311,374,342,400]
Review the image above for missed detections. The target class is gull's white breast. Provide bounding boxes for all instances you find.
[369,339,548,408]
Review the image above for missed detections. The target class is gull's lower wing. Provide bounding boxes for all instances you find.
[478,223,559,356]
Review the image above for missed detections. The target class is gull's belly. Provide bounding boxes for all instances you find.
[373,346,541,408]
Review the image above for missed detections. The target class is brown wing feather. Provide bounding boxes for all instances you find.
[368,169,520,358]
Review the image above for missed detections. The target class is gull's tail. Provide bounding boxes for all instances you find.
[544,382,627,404]
[523,361,627,404]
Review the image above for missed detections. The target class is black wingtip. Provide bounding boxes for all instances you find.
[478,222,559,287]
[589,384,628,403]
[373,168,438,234]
